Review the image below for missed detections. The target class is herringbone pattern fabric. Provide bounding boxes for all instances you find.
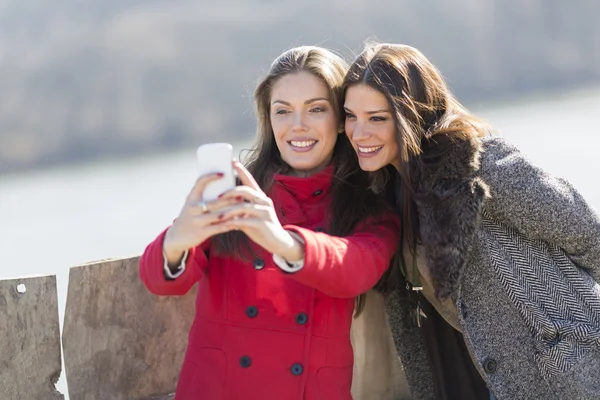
[387,137,600,399]
[481,210,600,379]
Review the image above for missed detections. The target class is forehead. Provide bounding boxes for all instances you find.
[270,71,330,103]
[344,84,388,108]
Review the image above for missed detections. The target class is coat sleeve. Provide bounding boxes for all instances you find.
[481,138,600,280]
[282,213,400,298]
[139,227,209,296]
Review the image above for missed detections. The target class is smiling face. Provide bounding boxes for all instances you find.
[269,71,339,176]
[344,83,399,171]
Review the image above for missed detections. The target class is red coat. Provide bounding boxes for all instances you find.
[139,165,400,400]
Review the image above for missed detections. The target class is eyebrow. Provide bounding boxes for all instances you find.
[344,107,392,114]
[272,97,330,106]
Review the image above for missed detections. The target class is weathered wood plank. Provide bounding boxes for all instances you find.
[0,275,64,400]
[140,394,175,400]
[62,257,196,400]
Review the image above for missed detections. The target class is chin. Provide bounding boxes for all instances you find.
[358,159,385,172]
[286,159,321,173]
[284,152,331,172]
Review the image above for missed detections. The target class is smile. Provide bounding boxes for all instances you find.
[288,140,318,153]
[290,140,317,148]
[357,145,384,154]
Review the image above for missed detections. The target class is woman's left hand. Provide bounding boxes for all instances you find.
[217,161,304,262]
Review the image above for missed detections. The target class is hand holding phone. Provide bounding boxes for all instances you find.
[196,143,236,201]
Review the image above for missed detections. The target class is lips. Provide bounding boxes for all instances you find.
[357,145,384,158]
[288,139,318,152]
[358,145,383,153]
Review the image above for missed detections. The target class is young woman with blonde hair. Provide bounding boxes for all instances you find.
[140,46,400,400]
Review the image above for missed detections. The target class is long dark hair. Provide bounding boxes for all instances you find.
[213,46,391,314]
[343,43,491,294]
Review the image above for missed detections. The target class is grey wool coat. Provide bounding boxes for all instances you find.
[386,137,600,400]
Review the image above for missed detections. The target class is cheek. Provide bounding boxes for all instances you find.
[270,117,287,140]
[381,125,397,147]
[318,115,339,140]
[344,120,354,138]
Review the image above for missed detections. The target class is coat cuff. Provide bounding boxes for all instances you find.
[139,227,206,296]
[272,253,304,273]
[272,230,306,273]
[163,250,189,279]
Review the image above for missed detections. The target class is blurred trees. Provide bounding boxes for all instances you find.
[0,0,598,172]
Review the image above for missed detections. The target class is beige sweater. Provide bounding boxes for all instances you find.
[411,245,462,332]
[349,246,462,400]
[350,290,412,400]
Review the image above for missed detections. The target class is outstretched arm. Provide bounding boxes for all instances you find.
[139,171,243,295]
[218,162,400,298]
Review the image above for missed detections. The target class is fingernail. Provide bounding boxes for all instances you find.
[236,196,243,201]
[218,193,224,198]
[216,173,224,177]
[218,214,224,219]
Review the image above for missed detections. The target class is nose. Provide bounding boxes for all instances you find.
[349,121,370,143]
[292,112,307,132]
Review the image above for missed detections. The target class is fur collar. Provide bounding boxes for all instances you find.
[411,136,490,300]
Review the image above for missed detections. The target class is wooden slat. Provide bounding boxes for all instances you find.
[62,257,196,400]
[0,275,64,400]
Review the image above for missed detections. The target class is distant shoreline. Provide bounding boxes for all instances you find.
[2,82,599,178]
[0,139,255,180]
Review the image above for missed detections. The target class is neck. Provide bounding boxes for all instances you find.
[286,156,333,178]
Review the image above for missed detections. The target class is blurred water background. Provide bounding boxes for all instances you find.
[1,0,599,397]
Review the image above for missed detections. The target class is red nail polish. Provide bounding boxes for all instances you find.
[236,196,243,201]
[218,214,224,219]
[216,173,224,177]
[218,193,224,198]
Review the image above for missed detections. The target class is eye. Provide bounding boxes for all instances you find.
[370,116,387,122]
[275,109,290,115]
[345,112,356,120]
[309,106,326,113]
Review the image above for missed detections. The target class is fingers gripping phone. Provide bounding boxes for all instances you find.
[196,143,236,202]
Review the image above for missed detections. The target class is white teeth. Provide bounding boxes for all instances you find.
[290,140,317,148]
[358,145,383,153]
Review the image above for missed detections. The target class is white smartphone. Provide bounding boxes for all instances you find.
[196,142,236,202]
